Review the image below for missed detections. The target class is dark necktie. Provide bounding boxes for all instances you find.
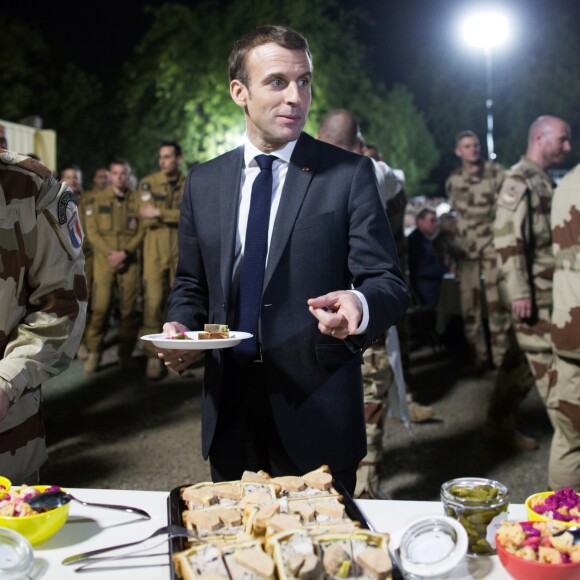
[234,154,276,362]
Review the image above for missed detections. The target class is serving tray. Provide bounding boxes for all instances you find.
[166,479,403,579]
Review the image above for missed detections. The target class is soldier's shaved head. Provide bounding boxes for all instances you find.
[527,115,571,170]
[318,109,363,153]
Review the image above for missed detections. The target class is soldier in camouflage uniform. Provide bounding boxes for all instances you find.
[84,158,146,373]
[447,131,541,451]
[319,112,428,497]
[549,163,580,489]
[137,142,186,379]
[493,115,571,457]
[445,131,506,371]
[0,149,87,482]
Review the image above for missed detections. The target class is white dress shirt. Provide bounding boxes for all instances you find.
[234,136,369,334]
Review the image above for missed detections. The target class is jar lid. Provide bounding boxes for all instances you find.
[0,528,34,579]
[389,516,468,578]
[440,477,509,507]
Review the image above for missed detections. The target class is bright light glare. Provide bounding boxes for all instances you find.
[463,12,509,49]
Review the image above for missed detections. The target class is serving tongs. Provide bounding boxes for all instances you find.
[62,524,197,566]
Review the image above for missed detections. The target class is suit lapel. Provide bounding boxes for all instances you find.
[264,133,318,290]
[219,147,244,307]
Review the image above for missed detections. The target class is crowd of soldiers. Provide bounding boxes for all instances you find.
[53,112,580,496]
[443,115,580,491]
[60,142,186,380]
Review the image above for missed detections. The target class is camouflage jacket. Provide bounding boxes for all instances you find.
[0,150,87,479]
[551,163,580,359]
[445,161,505,260]
[84,185,145,257]
[493,156,554,307]
[137,170,185,229]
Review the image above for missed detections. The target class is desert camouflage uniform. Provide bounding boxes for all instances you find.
[137,171,185,357]
[354,346,392,498]
[84,186,145,360]
[549,164,580,488]
[445,161,508,366]
[494,156,555,413]
[0,151,87,482]
[355,179,408,499]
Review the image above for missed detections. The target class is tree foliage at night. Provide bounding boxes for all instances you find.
[117,0,438,194]
[5,1,580,195]
[0,15,114,174]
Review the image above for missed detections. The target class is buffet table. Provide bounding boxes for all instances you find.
[26,488,525,579]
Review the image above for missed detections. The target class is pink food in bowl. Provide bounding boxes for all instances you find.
[496,520,580,580]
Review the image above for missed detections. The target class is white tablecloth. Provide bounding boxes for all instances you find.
[24,488,526,579]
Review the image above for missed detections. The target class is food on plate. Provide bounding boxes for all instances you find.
[166,331,193,340]
[0,484,62,517]
[528,488,580,523]
[198,324,230,340]
[173,466,392,579]
[496,520,580,563]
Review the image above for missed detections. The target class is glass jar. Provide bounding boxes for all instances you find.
[389,516,468,578]
[440,477,509,556]
[0,528,34,579]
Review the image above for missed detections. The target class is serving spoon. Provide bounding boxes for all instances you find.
[25,490,150,519]
[553,525,580,544]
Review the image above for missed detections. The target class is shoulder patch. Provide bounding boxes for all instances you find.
[57,190,77,224]
[497,178,527,211]
[45,184,84,257]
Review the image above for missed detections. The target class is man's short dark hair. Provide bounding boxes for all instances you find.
[416,207,436,223]
[229,25,311,86]
[160,141,183,158]
[454,130,479,146]
[108,156,130,170]
[60,163,82,177]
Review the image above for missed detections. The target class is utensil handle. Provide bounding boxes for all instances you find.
[62,537,152,565]
[78,500,150,519]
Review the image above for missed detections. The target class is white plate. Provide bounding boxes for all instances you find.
[140,331,253,350]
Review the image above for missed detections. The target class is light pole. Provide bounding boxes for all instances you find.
[462,12,509,160]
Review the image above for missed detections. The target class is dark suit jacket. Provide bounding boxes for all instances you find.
[408,228,449,309]
[168,132,409,473]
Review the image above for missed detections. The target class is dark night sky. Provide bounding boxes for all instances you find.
[8,0,576,84]
[5,0,580,89]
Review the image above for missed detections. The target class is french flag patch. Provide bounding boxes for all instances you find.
[68,212,83,248]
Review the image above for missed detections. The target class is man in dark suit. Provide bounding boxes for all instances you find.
[157,25,409,495]
[408,207,449,309]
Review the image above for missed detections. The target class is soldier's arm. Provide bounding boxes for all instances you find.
[139,205,180,225]
[493,178,531,304]
[157,207,180,225]
[0,180,87,412]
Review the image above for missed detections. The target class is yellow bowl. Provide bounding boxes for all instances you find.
[0,485,70,545]
[525,491,580,528]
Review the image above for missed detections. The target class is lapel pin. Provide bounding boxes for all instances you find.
[302,166,311,172]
